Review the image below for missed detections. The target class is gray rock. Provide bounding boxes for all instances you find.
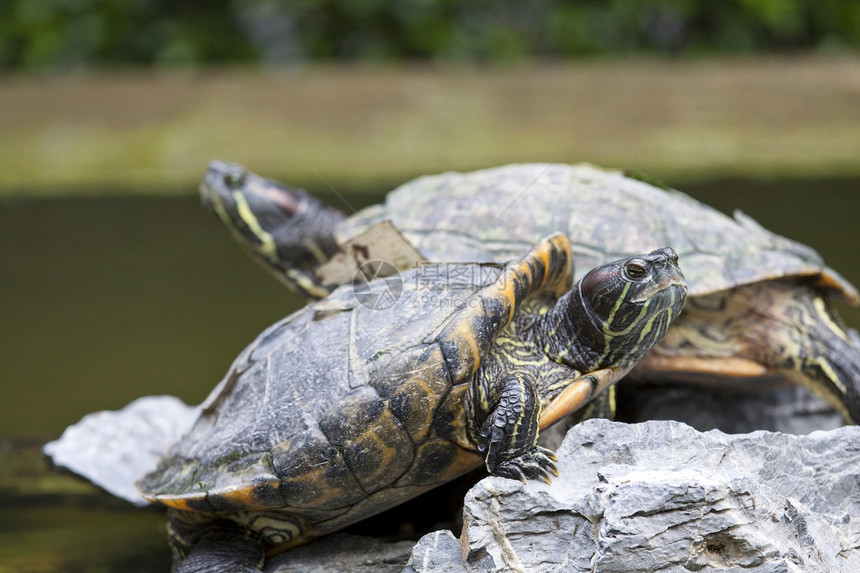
[449,419,860,573]
[264,533,414,573]
[404,530,467,573]
[43,395,197,506]
[43,397,857,572]
[538,384,844,453]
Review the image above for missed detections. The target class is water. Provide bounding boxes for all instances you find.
[1,178,858,571]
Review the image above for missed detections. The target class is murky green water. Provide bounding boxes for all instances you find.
[1,178,858,571]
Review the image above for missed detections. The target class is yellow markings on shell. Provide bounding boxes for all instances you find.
[152,492,205,511]
[149,477,282,512]
[447,446,484,475]
[491,234,571,326]
[223,485,262,508]
[814,272,860,305]
[439,235,572,380]
[365,432,398,483]
[493,272,520,325]
[215,482,279,510]
[351,409,405,485]
[442,384,476,451]
[532,240,551,290]
[233,190,279,264]
[449,320,483,377]
[399,376,442,442]
[405,440,484,487]
[279,466,349,508]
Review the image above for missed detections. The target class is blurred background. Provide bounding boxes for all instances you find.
[1,2,859,571]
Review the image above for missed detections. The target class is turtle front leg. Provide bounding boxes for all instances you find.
[472,374,559,483]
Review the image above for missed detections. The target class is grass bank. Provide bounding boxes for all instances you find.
[2,56,859,196]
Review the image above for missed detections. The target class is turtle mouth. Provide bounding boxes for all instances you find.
[199,180,219,209]
[631,274,687,304]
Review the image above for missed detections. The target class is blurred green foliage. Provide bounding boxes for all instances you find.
[2,0,859,70]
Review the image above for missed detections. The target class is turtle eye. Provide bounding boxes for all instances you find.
[224,172,246,189]
[623,262,647,280]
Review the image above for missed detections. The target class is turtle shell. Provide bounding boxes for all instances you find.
[338,163,857,302]
[137,235,576,544]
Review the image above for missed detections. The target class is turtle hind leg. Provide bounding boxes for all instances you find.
[647,281,860,423]
[475,374,559,484]
[170,515,264,573]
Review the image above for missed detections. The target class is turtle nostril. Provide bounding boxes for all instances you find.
[660,247,679,265]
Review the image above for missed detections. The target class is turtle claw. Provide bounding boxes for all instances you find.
[477,375,559,483]
[492,446,559,484]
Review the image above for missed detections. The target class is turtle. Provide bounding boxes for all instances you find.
[200,161,860,424]
[137,234,687,572]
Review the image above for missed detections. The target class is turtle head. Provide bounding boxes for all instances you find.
[548,248,687,371]
[200,161,344,299]
[580,247,687,368]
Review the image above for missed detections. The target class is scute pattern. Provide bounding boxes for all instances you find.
[271,430,364,510]
[369,345,453,442]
